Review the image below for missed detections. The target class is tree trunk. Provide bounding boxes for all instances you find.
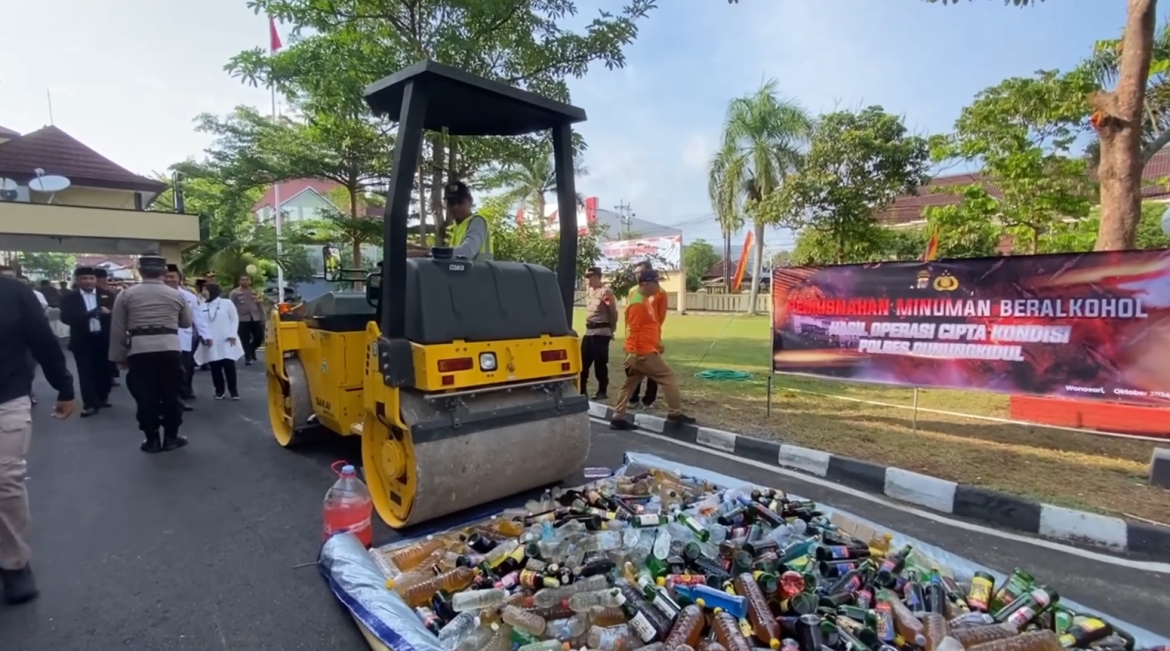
[722,231,731,294]
[746,222,766,315]
[349,185,364,289]
[430,135,445,245]
[536,193,546,222]
[1094,0,1157,251]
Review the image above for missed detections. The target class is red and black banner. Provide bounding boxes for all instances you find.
[771,250,1170,405]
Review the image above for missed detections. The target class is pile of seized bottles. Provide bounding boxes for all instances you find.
[368,468,1163,651]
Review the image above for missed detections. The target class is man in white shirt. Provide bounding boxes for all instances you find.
[165,265,209,409]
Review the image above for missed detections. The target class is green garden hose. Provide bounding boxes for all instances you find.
[695,369,751,381]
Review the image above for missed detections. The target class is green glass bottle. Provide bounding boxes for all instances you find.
[990,568,1035,614]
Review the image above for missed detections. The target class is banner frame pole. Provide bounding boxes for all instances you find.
[767,373,773,418]
[912,387,920,434]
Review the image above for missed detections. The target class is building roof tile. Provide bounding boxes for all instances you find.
[0,125,165,193]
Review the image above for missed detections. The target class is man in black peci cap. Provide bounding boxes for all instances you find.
[443,181,493,262]
[109,256,193,453]
[59,266,115,416]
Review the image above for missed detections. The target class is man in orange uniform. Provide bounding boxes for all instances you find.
[610,269,695,430]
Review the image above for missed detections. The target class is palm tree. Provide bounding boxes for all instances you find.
[493,146,588,218]
[708,80,813,315]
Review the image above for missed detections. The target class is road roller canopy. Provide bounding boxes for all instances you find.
[364,60,588,351]
[364,60,587,136]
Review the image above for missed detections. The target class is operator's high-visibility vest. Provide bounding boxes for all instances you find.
[449,214,494,261]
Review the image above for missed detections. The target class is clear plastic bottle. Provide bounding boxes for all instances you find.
[452,588,508,612]
[482,539,521,569]
[386,538,445,571]
[323,464,374,547]
[569,588,626,613]
[456,625,493,651]
[518,641,571,651]
[586,624,643,651]
[481,623,512,651]
[502,605,548,636]
[936,638,965,651]
[439,613,481,651]
[549,613,591,640]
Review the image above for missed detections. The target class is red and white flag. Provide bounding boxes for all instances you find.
[269,17,283,53]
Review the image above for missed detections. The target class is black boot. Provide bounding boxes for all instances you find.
[140,431,162,454]
[162,429,188,451]
[1,565,39,605]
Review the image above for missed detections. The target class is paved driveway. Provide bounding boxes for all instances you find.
[0,361,1165,650]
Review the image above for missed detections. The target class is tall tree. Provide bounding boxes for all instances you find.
[681,239,721,291]
[226,0,657,243]
[921,0,1158,251]
[481,143,588,218]
[930,70,1099,254]
[757,107,930,264]
[708,79,813,315]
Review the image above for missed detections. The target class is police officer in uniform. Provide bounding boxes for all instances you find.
[443,181,493,261]
[581,266,618,399]
[108,256,193,453]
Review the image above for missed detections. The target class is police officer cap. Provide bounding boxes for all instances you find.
[586,266,603,277]
[138,255,167,271]
[73,266,96,278]
[444,181,471,201]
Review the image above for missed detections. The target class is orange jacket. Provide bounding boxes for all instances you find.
[624,288,668,354]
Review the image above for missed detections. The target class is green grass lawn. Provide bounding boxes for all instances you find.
[574,309,1168,524]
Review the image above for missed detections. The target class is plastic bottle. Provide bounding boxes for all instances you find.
[965,630,1063,651]
[518,641,571,651]
[452,588,508,612]
[548,613,591,640]
[502,605,548,636]
[922,613,950,651]
[322,464,374,547]
[569,588,625,613]
[663,605,705,649]
[936,638,965,651]
[456,625,493,651]
[711,611,754,651]
[885,589,925,640]
[589,606,628,626]
[733,572,781,649]
[404,566,478,607]
[586,624,642,651]
[952,624,1017,649]
[438,613,481,651]
[386,538,446,572]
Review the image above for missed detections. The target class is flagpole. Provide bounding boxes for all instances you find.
[269,17,285,302]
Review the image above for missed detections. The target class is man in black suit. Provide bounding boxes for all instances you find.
[59,267,114,417]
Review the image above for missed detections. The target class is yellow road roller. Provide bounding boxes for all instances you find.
[265,60,592,529]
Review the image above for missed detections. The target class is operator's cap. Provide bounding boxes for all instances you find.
[585,266,603,277]
[638,269,661,283]
[138,255,167,272]
[73,266,96,278]
[444,181,472,202]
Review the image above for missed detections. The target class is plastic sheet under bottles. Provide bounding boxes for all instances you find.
[317,451,1170,651]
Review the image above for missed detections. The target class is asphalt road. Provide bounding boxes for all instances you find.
[0,360,1166,650]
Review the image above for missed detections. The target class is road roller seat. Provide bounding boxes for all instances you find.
[302,291,378,333]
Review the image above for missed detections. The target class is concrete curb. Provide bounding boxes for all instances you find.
[592,402,1170,560]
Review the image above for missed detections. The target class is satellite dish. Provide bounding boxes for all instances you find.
[0,178,16,192]
[29,174,70,193]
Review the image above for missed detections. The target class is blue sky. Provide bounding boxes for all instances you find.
[0,0,1152,251]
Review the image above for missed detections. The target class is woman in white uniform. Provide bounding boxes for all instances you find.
[193,284,244,400]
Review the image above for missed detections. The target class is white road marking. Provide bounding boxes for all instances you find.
[590,416,1170,574]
